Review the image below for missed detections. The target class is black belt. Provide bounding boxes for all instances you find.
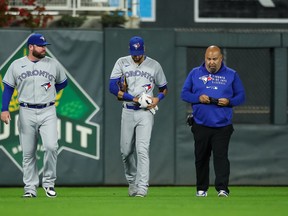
[20,102,55,109]
[123,104,141,110]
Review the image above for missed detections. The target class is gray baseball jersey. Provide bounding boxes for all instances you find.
[3,56,67,104]
[110,55,167,106]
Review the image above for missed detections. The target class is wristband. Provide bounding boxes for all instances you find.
[157,93,165,101]
[123,92,134,101]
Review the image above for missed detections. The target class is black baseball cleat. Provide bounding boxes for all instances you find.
[43,187,57,198]
[22,192,36,198]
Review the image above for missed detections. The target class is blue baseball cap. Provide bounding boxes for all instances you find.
[27,33,50,46]
[129,36,144,56]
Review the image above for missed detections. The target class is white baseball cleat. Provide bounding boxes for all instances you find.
[218,190,229,197]
[196,190,207,197]
[135,192,146,197]
[43,187,57,198]
[128,184,137,197]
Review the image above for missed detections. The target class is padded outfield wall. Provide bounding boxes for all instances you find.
[0,29,287,186]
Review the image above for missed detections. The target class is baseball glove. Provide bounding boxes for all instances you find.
[138,93,159,115]
[117,75,127,100]
[149,105,159,115]
[138,93,152,108]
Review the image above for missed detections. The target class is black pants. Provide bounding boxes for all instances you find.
[191,123,234,193]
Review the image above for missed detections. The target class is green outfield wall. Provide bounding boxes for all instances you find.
[0,29,287,186]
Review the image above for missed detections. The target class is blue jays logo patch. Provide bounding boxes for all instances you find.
[41,82,51,91]
[142,84,152,92]
[133,43,141,50]
[199,74,213,84]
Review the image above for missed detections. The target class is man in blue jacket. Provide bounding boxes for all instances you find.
[181,45,245,197]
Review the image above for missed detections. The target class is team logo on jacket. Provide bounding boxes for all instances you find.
[142,83,152,92]
[199,74,213,84]
[41,82,51,91]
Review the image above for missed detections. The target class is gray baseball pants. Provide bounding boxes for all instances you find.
[120,108,154,194]
[18,105,58,195]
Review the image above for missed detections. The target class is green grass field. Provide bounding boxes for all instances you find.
[0,186,287,216]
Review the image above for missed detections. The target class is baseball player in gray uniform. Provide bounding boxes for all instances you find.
[1,33,68,198]
[109,36,168,197]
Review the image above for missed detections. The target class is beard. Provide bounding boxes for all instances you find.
[32,50,45,59]
[209,67,217,73]
[132,55,144,63]
[207,64,218,73]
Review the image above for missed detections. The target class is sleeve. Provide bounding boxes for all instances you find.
[109,78,120,96]
[3,62,17,88]
[180,70,201,104]
[110,58,124,79]
[155,62,168,87]
[55,60,67,84]
[1,83,15,111]
[55,79,68,92]
[229,72,245,106]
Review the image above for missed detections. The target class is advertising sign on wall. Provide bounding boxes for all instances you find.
[195,0,288,23]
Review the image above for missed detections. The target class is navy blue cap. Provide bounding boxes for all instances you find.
[129,36,144,56]
[27,33,50,46]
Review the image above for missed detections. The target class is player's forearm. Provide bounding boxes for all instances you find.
[157,86,168,101]
[110,78,136,102]
[157,88,167,101]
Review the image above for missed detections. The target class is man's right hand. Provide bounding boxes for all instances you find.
[1,111,11,124]
[199,94,210,104]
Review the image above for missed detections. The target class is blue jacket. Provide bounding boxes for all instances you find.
[181,62,245,127]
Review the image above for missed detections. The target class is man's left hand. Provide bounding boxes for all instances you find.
[218,98,230,106]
